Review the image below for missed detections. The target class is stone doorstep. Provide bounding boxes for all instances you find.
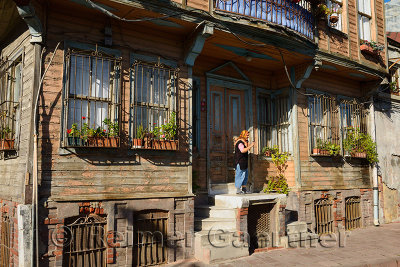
[195,229,238,247]
[209,183,237,195]
[194,205,237,219]
[194,217,237,231]
[214,193,286,208]
[286,221,308,234]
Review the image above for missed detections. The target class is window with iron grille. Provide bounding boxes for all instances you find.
[314,198,334,234]
[62,44,121,147]
[308,94,340,155]
[340,99,368,155]
[0,56,22,151]
[133,210,168,267]
[345,196,361,230]
[0,215,11,267]
[130,59,178,143]
[258,92,291,153]
[62,214,107,267]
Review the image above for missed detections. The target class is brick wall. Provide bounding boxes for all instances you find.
[0,199,20,267]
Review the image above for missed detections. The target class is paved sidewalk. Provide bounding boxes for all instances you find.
[171,222,400,267]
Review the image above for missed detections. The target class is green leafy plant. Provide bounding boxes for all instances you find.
[103,118,119,137]
[343,127,378,164]
[360,40,384,52]
[67,123,80,137]
[1,127,12,139]
[261,145,279,156]
[316,138,325,149]
[136,124,147,139]
[390,81,399,93]
[323,141,341,156]
[160,112,177,140]
[264,149,290,194]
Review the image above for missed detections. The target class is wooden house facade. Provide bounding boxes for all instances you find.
[0,0,388,265]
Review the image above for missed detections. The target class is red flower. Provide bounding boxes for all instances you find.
[67,129,72,134]
[103,129,106,132]
[82,116,86,120]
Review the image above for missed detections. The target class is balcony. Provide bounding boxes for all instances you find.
[214,0,314,40]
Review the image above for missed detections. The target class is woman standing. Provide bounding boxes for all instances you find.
[234,130,255,194]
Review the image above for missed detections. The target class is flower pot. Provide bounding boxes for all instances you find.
[312,148,320,155]
[351,151,367,158]
[109,137,119,147]
[360,44,377,56]
[1,139,15,150]
[67,137,82,147]
[264,151,272,157]
[132,138,143,149]
[329,15,339,24]
[88,137,106,147]
[143,137,152,149]
[152,140,162,150]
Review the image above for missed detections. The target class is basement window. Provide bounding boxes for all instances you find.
[62,43,121,148]
[0,56,22,151]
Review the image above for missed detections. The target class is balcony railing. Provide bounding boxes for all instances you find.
[214,0,314,39]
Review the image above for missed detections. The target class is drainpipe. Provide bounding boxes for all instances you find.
[188,66,193,194]
[370,96,380,226]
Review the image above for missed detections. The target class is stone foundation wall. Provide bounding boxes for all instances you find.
[296,189,373,233]
[40,197,194,266]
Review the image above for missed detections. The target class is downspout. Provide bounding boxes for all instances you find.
[13,1,43,266]
[370,96,380,226]
[187,66,193,194]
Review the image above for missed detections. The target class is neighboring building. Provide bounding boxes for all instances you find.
[385,0,400,32]
[373,32,400,224]
[0,0,388,266]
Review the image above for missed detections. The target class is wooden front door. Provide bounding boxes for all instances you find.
[209,85,246,184]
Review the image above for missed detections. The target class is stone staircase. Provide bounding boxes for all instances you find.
[194,183,248,263]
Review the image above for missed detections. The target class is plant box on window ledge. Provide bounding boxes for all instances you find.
[87,137,120,148]
[312,148,330,156]
[152,140,178,151]
[346,151,367,158]
[0,139,15,151]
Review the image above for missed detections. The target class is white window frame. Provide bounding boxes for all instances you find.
[357,0,371,41]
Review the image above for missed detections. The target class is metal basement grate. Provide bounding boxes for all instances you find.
[314,198,334,234]
[248,203,274,252]
[345,197,361,230]
[62,214,107,267]
[134,210,168,267]
[0,215,11,267]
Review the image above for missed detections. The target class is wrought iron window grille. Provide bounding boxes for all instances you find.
[314,198,334,234]
[130,60,179,146]
[62,45,122,148]
[0,215,11,267]
[258,93,291,154]
[345,196,361,230]
[0,56,22,151]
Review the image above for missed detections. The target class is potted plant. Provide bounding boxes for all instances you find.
[87,127,106,147]
[390,81,399,94]
[328,4,341,24]
[312,138,327,155]
[1,127,14,150]
[360,40,384,56]
[261,145,278,157]
[133,124,146,148]
[103,118,120,147]
[343,127,378,164]
[67,123,82,147]
[153,112,179,150]
[324,141,340,156]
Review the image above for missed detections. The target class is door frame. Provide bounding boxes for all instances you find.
[206,63,253,194]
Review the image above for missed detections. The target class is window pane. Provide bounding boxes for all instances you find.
[14,63,22,103]
[89,101,108,129]
[70,55,90,96]
[67,99,88,129]
[91,58,111,99]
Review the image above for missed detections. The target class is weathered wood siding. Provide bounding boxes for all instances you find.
[298,71,371,190]
[0,29,35,204]
[39,3,191,201]
[317,0,386,71]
